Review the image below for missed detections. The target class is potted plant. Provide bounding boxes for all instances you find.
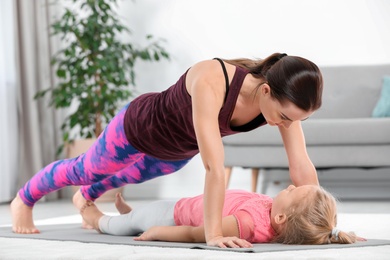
[35,0,169,200]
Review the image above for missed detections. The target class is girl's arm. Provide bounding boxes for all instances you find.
[184,60,250,248]
[134,225,205,243]
[135,215,252,248]
[278,121,319,186]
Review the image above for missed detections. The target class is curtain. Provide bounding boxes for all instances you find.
[12,0,63,202]
[0,0,18,203]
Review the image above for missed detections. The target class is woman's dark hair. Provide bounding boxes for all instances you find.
[224,53,323,111]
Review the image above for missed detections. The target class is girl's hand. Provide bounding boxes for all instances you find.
[134,226,160,241]
[207,235,253,248]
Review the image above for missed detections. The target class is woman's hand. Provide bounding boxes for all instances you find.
[207,235,253,248]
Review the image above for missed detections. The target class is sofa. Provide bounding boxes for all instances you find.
[223,64,390,199]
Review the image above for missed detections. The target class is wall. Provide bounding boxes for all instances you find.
[114,0,390,199]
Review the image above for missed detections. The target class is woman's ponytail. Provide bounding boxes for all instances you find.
[224,52,286,78]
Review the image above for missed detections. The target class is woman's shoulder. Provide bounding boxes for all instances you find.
[189,59,235,76]
[185,59,236,95]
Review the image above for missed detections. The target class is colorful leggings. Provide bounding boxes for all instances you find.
[18,103,191,207]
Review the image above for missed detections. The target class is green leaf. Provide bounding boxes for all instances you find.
[56,69,66,78]
[154,51,160,61]
[38,0,170,156]
[56,144,64,157]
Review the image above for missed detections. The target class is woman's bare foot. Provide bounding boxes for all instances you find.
[114,193,132,214]
[10,193,39,234]
[73,189,93,229]
[80,201,103,232]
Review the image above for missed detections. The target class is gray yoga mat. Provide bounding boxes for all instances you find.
[1,224,390,253]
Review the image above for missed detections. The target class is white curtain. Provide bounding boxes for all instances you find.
[15,0,64,201]
[0,0,63,203]
[0,0,18,202]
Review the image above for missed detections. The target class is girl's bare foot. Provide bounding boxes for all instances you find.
[80,201,103,232]
[73,189,87,209]
[10,193,39,234]
[114,193,132,214]
[73,189,93,229]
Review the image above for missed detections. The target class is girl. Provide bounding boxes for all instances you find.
[12,53,323,248]
[81,185,357,247]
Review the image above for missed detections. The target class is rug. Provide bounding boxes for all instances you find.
[1,224,390,253]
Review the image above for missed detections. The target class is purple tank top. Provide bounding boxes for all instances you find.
[124,61,266,160]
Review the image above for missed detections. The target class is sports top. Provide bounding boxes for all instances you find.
[123,59,266,160]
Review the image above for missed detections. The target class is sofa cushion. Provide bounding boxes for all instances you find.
[222,118,390,146]
[312,65,390,119]
[223,145,390,168]
[303,118,390,145]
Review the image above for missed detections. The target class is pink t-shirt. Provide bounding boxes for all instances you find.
[174,190,276,243]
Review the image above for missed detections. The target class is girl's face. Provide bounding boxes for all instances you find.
[259,84,313,128]
[270,185,318,232]
[271,185,318,218]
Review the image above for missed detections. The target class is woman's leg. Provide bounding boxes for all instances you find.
[17,104,139,207]
[11,103,140,233]
[80,155,191,201]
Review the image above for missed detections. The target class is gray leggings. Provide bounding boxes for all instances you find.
[98,200,178,236]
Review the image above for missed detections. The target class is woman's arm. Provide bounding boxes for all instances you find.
[278,121,319,186]
[135,215,252,248]
[185,60,250,248]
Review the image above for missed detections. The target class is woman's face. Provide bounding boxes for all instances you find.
[259,84,314,128]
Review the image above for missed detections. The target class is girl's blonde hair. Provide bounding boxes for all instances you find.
[272,186,357,244]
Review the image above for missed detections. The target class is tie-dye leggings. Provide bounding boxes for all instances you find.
[18,103,191,207]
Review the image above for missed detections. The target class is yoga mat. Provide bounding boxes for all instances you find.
[1,224,390,253]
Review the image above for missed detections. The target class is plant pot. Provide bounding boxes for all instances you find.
[66,138,124,202]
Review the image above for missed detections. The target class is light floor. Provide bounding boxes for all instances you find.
[1,197,390,227]
[0,198,148,226]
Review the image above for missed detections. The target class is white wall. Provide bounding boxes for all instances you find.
[115,0,390,199]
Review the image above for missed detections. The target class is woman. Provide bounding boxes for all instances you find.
[11,53,323,248]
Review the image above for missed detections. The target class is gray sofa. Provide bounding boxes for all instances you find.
[223,64,390,199]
